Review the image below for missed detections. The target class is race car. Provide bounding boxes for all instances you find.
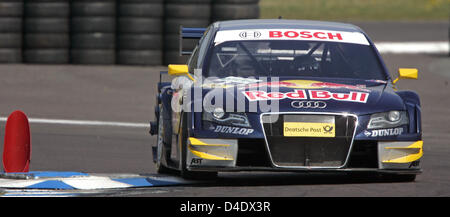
[150,19,422,181]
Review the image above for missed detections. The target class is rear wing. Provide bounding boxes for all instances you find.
[179,26,206,56]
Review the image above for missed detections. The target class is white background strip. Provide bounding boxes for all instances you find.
[0,117,148,128]
[375,41,448,54]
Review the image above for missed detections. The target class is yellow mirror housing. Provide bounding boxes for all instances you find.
[393,68,418,84]
[168,64,188,76]
[168,64,194,80]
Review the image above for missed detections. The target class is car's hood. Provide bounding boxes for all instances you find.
[194,77,405,115]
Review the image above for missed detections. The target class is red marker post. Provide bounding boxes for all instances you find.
[3,110,31,173]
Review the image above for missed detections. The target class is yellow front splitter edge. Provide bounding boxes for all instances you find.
[382,140,423,163]
[188,137,234,161]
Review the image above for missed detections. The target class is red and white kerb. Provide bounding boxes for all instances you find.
[214,29,370,45]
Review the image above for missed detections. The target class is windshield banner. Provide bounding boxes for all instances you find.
[214,29,370,45]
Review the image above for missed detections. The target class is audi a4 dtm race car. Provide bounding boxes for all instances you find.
[149,19,423,181]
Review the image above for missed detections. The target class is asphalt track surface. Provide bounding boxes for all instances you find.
[0,21,449,196]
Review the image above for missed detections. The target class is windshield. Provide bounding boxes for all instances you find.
[206,40,386,80]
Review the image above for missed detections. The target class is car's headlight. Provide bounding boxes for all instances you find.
[212,107,225,119]
[367,110,409,129]
[202,109,250,128]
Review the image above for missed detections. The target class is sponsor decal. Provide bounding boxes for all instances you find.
[244,89,306,101]
[239,31,261,39]
[283,122,335,137]
[364,127,404,137]
[323,125,334,133]
[291,101,327,109]
[243,89,369,103]
[190,158,202,165]
[309,90,369,103]
[309,82,369,92]
[213,125,254,135]
[202,78,370,92]
[366,79,388,84]
[269,30,343,41]
[202,76,261,88]
[243,81,301,89]
[242,80,369,92]
[214,29,370,45]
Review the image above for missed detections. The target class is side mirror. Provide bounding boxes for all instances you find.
[168,64,188,76]
[393,68,418,84]
[168,64,195,81]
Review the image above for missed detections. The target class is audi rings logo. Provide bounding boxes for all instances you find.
[239,31,261,39]
[291,101,327,109]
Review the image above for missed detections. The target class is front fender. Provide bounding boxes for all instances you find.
[397,90,422,137]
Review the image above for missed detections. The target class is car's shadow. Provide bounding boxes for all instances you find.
[153,171,415,187]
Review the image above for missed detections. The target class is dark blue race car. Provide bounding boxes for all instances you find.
[150,19,422,181]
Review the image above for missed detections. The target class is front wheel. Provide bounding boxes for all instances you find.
[156,105,171,174]
[179,113,217,180]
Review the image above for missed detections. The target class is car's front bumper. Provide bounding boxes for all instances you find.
[186,137,423,174]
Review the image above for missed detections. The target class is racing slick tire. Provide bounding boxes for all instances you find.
[117,50,162,65]
[179,113,218,180]
[70,0,116,65]
[0,33,21,48]
[23,49,69,64]
[24,18,69,34]
[165,3,210,19]
[71,17,116,33]
[24,1,69,18]
[155,104,171,174]
[0,49,21,63]
[164,18,210,34]
[24,34,69,49]
[0,17,22,33]
[71,33,115,49]
[0,1,23,17]
[117,17,162,34]
[117,34,162,50]
[0,1,23,63]
[211,3,260,21]
[71,49,115,65]
[163,0,210,65]
[163,50,190,65]
[117,0,162,65]
[71,1,116,17]
[24,0,70,64]
[118,0,163,18]
[164,34,197,51]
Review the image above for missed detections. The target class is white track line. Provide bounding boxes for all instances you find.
[375,41,448,54]
[0,117,148,128]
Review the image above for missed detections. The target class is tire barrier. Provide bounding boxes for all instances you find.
[71,0,116,65]
[163,0,211,65]
[0,0,260,65]
[211,0,260,22]
[24,0,70,64]
[0,0,23,63]
[117,0,163,65]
